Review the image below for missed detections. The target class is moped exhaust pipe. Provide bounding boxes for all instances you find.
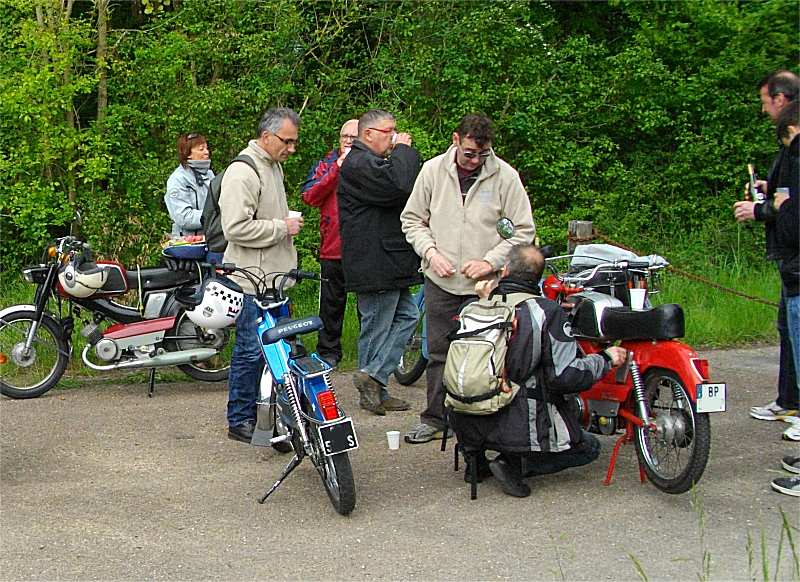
[81,345,217,371]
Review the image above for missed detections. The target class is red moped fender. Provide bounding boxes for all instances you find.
[582,339,707,401]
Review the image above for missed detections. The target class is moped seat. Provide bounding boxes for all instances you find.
[124,267,198,292]
[262,316,324,345]
[600,304,685,340]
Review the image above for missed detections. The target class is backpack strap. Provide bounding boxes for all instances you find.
[447,321,513,341]
[230,154,261,218]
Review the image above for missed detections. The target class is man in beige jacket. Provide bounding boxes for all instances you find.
[220,107,303,443]
[400,114,535,445]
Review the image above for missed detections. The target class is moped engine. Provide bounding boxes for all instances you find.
[94,338,119,361]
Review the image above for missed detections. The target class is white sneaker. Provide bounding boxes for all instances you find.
[782,424,800,442]
[781,456,800,474]
[771,475,800,497]
[749,401,798,421]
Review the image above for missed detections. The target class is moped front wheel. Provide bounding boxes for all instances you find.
[310,430,356,515]
[634,369,711,494]
[0,311,69,399]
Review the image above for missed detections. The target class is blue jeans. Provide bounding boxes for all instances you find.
[357,288,419,396]
[786,293,800,393]
[777,290,799,409]
[227,295,263,427]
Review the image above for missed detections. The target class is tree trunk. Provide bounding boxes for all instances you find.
[96,0,109,125]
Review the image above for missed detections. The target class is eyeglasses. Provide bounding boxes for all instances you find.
[461,148,491,160]
[272,133,300,147]
[340,134,357,141]
[368,126,396,134]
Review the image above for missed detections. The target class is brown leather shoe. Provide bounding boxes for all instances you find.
[381,395,411,411]
[353,372,385,415]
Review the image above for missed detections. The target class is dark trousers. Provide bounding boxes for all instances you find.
[317,259,347,364]
[500,432,601,478]
[421,278,476,429]
[777,290,799,409]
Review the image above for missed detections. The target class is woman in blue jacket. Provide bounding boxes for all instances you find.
[165,132,214,238]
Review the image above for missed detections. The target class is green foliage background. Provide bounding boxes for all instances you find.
[0,0,797,272]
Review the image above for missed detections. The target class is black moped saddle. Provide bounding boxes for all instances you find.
[121,267,198,293]
[572,300,685,341]
[262,316,324,345]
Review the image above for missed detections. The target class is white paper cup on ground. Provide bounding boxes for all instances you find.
[629,288,647,310]
[386,430,401,450]
[287,210,302,219]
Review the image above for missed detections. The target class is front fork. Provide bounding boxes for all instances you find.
[23,267,61,352]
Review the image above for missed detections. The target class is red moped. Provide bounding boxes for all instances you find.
[543,244,726,494]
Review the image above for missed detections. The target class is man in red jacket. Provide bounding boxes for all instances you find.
[302,119,358,367]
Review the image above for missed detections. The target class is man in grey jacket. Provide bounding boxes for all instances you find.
[221,108,304,443]
[401,114,535,443]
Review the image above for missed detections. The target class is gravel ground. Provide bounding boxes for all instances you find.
[1,346,798,581]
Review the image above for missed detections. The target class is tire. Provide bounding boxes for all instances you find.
[311,430,356,515]
[165,309,233,382]
[394,316,427,385]
[634,369,711,494]
[0,311,69,399]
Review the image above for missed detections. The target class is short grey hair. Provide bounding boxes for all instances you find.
[358,109,394,137]
[506,244,545,284]
[258,107,300,137]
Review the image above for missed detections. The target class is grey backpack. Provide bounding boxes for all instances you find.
[443,292,534,415]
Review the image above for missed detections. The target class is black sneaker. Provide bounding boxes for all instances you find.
[489,458,531,498]
[228,420,255,443]
[771,475,800,497]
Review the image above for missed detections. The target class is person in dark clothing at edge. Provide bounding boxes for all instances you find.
[734,70,800,423]
[448,244,627,498]
[338,109,422,415]
[301,119,359,368]
[769,100,800,497]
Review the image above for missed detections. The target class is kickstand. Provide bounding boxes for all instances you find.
[258,454,302,504]
[148,368,156,398]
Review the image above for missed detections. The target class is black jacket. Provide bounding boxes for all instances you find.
[775,135,799,296]
[755,139,798,260]
[338,141,422,292]
[449,278,610,453]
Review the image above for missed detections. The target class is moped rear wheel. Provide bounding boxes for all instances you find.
[311,430,356,515]
[167,311,233,382]
[0,311,69,399]
[395,317,427,385]
[634,369,711,494]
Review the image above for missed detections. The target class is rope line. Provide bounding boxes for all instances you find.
[583,229,780,309]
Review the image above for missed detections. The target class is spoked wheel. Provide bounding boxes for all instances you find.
[310,430,356,515]
[634,369,711,494]
[395,314,427,385]
[168,311,233,382]
[0,311,69,399]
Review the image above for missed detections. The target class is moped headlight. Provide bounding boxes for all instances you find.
[22,269,35,283]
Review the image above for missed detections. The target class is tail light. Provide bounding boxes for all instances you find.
[692,358,710,381]
[317,390,339,420]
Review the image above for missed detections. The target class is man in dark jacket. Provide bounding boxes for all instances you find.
[449,244,626,497]
[734,70,800,422]
[302,119,358,367]
[338,109,422,415]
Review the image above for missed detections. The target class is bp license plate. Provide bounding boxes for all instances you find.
[318,418,358,456]
[695,383,726,413]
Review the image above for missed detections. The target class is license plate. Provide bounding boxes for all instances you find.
[695,383,726,413]
[318,418,358,456]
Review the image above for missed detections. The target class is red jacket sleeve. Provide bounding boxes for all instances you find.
[302,161,340,207]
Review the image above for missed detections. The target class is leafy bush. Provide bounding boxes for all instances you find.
[0,0,796,272]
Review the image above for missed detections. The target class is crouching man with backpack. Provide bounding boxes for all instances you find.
[447,244,627,498]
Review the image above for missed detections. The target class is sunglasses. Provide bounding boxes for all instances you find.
[461,149,491,160]
[186,133,201,140]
